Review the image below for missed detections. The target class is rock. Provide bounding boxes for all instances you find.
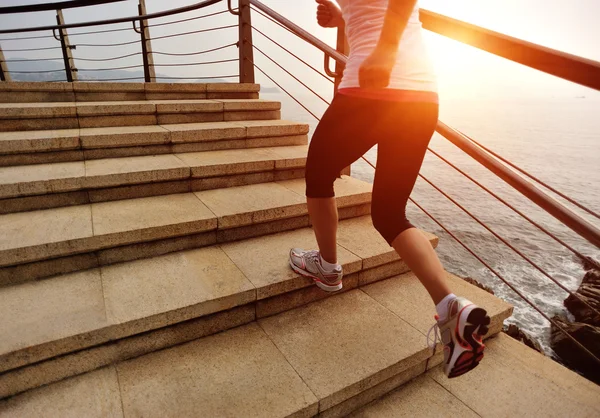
[564,269,600,326]
[504,324,544,354]
[550,315,600,384]
[461,276,494,295]
[580,255,600,272]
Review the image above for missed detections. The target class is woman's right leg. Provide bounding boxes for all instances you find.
[290,94,380,291]
[304,95,380,261]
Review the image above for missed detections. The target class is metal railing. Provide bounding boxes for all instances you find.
[0,0,598,367]
[0,0,232,82]
[248,0,600,248]
[0,0,127,15]
[245,0,600,367]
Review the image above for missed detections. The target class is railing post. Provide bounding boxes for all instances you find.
[56,9,77,82]
[138,0,156,82]
[0,45,10,82]
[238,0,255,83]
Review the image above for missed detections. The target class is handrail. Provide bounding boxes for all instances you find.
[251,0,600,93]
[419,9,600,91]
[0,0,126,15]
[0,0,223,34]
[249,0,600,248]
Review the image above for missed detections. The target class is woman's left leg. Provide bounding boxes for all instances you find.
[369,101,450,303]
[371,100,490,378]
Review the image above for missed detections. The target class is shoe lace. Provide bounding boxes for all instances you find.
[427,319,441,354]
[305,250,320,263]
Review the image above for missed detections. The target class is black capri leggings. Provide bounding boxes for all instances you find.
[305,93,439,246]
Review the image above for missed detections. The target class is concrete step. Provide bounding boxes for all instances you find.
[349,333,600,418]
[0,216,437,386]
[0,120,309,166]
[0,271,513,414]
[0,144,309,213]
[0,176,372,285]
[0,82,260,103]
[0,99,281,131]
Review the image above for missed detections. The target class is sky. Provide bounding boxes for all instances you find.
[0,0,599,99]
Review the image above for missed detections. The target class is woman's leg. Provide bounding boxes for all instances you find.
[364,100,489,378]
[369,101,450,304]
[307,197,338,263]
[392,228,450,304]
[304,95,380,263]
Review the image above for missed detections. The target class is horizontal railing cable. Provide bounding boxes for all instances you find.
[247,58,320,120]
[426,147,591,262]
[77,64,144,71]
[153,43,236,57]
[147,9,229,28]
[151,74,239,80]
[4,57,63,62]
[150,25,237,41]
[1,45,61,52]
[252,45,330,105]
[0,33,56,41]
[82,76,144,81]
[151,58,238,67]
[77,39,139,47]
[250,24,333,83]
[67,26,132,37]
[8,69,64,74]
[457,129,600,220]
[75,52,142,62]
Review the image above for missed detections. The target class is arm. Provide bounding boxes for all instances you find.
[359,0,417,88]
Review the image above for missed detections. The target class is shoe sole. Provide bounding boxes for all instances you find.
[447,305,490,379]
[289,260,343,292]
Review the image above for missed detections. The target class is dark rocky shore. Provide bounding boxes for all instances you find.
[550,263,600,384]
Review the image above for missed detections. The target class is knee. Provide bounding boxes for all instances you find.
[370,201,390,240]
[371,200,414,246]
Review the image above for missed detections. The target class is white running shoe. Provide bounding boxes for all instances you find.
[428,297,490,378]
[289,248,343,292]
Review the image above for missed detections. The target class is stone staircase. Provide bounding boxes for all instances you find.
[0,82,517,416]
